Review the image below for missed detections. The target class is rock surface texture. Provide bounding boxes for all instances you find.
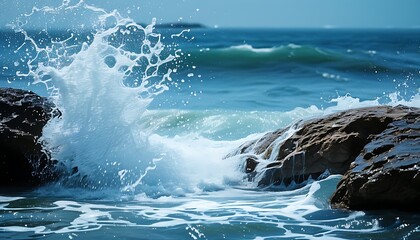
[227,105,419,210]
[330,109,420,210]
[0,88,57,187]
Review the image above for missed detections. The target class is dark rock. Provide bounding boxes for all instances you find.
[226,105,418,189]
[330,110,420,210]
[0,88,58,187]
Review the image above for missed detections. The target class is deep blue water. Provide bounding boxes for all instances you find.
[156,28,419,110]
[0,5,419,240]
[2,28,419,110]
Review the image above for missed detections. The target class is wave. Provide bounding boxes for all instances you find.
[186,44,400,72]
[140,92,420,140]
[138,106,323,140]
[195,44,342,64]
[29,92,419,199]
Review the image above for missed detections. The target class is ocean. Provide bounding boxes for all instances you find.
[0,2,420,240]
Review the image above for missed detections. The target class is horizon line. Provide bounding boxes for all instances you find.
[1,21,420,31]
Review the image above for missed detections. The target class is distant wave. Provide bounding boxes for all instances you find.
[187,44,397,72]
[191,44,344,65]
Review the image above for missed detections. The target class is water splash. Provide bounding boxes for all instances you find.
[11,0,182,195]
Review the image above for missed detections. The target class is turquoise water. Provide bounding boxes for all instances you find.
[0,2,419,239]
[1,178,419,240]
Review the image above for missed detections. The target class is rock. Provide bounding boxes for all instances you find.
[226,105,418,189]
[330,110,420,210]
[0,88,58,187]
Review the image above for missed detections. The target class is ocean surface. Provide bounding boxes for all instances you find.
[1,2,420,239]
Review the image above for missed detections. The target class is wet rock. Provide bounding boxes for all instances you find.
[0,88,57,187]
[330,110,420,210]
[227,105,418,189]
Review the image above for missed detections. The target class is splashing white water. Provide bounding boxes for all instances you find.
[11,0,196,196]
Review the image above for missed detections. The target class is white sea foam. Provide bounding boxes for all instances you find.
[1,175,385,239]
[226,44,303,54]
[0,196,24,202]
[228,44,276,53]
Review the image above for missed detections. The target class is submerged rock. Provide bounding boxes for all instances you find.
[330,110,420,210]
[0,88,57,187]
[227,105,420,209]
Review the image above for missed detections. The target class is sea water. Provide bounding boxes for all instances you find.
[0,1,420,239]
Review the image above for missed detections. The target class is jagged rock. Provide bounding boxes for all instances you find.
[330,111,420,210]
[227,105,419,189]
[0,88,57,187]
